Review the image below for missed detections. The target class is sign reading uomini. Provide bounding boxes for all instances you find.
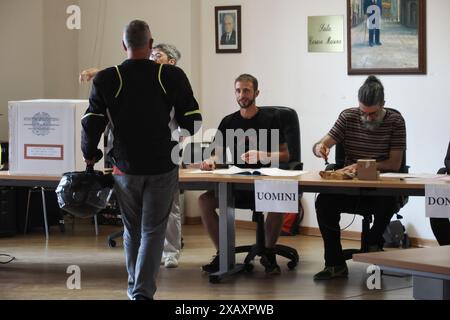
[255,180,299,213]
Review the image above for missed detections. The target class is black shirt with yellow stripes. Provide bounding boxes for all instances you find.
[81,59,202,175]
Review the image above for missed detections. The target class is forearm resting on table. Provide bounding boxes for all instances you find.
[376,150,404,173]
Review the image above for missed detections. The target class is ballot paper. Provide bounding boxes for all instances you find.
[380,173,443,180]
[189,166,307,177]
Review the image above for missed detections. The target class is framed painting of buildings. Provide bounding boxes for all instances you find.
[347,0,426,75]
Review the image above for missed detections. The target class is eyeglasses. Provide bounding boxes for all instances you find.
[150,52,162,60]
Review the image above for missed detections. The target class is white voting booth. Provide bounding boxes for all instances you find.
[8,100,103,176]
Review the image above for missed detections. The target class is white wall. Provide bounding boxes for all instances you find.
[1,0,448,240]
[0,0,79,141]
[199,0,450,240]
[43,0,79,99]
[77,0,200,98]
[0,0,45,141]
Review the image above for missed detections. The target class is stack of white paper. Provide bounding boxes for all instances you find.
[189,166,307,177]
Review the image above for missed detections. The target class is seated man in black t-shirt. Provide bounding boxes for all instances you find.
[430,141,450,246]
[198,74,290,275]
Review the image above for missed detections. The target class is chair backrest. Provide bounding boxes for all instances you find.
[259,106,301,164]
[445,141,450,173]
[334,108,408,173]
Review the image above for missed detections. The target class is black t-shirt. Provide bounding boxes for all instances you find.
[213,108,286,168]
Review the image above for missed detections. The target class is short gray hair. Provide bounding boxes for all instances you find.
[153,43,181,63]
[123,20,151,49]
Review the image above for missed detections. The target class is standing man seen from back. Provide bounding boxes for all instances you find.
[80,44,187,269]
[81,20,202,300]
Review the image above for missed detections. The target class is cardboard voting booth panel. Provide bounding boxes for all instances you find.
[8,100,103,176]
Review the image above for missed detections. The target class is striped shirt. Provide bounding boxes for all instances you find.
[329,108,406,166]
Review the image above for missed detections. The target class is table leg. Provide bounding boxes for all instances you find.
[413,276,450,300]
[209,182,244,283]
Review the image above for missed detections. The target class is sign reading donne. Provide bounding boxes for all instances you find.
[425,184,450,218]
[255,180,298,213]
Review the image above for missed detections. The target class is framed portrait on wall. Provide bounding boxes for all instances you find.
[347,0,426,75]
[215,6,241,53]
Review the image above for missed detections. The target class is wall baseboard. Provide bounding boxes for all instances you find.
[235,220,256,230]
[184,216,202,225]
[298,226,362,241]
[235,220,439,248]
[409,237,439,248]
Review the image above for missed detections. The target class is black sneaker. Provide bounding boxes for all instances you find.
[368,244,384,252]
[313,264,348,280]
[260,251,281,275]
[201,253,219,273]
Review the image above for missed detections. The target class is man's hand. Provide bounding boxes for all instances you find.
[84,149,103,168]
[200,158,216,171]
[79,68,100,83]
[241,150,268,165]
[337,163,357,175]
[84,158,96,167]
[314,143,330,162]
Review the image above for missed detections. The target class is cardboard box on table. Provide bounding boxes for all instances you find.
[8,100,103,176]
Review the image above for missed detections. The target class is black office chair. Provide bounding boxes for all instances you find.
[235,106,302,272]
[430,141,450,246]
[325,108,409,260]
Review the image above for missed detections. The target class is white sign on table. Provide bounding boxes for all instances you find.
[425,184,450,218]
[254,180,298,213]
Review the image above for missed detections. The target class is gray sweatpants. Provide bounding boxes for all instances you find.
[163,188,182,260]
[113,167,178,299]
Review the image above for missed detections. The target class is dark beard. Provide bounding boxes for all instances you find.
[238,98,255,109]
[362,119,383,131]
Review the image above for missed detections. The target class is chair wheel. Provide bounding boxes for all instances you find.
[244,263,254,272]
[287,260,297,270]
[108,239,116,248]
[209,275,220,284]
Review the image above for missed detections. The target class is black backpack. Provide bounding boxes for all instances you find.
[383,220,410,248]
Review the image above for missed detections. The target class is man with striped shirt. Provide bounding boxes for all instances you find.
[312,76,406,280]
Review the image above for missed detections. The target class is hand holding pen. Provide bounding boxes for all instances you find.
[314,142,330,166]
